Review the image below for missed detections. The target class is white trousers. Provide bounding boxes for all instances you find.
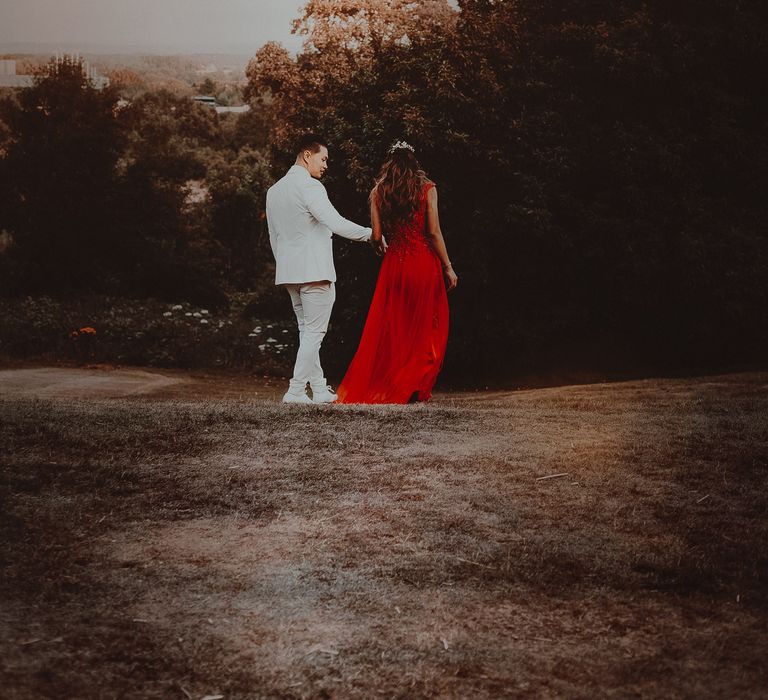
[284,281,336,392]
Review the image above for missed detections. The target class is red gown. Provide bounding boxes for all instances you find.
[336,183,449,404]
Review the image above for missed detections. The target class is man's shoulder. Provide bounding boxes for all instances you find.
[266,173,294,200]
[265,182,278,207]
[303,176,327,199]
[268,172,290,189]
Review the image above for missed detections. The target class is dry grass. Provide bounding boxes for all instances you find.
[1,372,767,698]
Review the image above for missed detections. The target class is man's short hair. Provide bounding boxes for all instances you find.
[296,133,327,155]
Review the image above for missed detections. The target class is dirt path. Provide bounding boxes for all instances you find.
[0,365,287,401]
[0,366,185,399]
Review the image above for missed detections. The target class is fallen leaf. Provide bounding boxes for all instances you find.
[535,472,569,481]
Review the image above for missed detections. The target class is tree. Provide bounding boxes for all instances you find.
[0,62,231,305]
[198,77,217,96]
[245,0,457,158]
[111,90,227,304]
[0,56,124,294]
[204,147,273,291]
[105,67,146,99]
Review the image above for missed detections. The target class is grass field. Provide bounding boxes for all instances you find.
[1,371,767,698]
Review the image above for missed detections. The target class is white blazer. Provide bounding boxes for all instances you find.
[266,165,372,285]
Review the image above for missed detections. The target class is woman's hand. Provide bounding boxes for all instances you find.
[370,235,387,257]
[445,265,458,291]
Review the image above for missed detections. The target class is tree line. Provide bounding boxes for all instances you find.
[0,55,273,307]
[1,0,766,384]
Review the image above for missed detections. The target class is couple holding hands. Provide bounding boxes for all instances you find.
[266,134,457,405]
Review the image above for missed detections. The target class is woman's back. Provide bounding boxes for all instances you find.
[383,181,434,258]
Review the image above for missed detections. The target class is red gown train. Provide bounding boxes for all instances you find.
[336,183,449,404]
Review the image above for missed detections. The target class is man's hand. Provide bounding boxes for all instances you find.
[370,235,387,257]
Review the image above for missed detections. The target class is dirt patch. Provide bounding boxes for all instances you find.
[0,366,184,399]
[0,365,290,402]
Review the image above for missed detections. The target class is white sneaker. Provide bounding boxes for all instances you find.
[311,385,338,404]
[282,390,313,404]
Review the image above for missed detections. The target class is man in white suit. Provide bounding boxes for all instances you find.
[266,134,382,404]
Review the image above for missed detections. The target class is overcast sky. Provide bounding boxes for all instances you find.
[0,0,306,55]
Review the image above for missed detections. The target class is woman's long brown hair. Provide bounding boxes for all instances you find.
[371,148,431,231]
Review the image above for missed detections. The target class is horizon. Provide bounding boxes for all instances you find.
[0,42,262,58]
[0,0,303,56]
[0,1,462,58]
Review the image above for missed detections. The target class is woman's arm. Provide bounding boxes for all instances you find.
[370,190,386,256]
[426,186,458,291]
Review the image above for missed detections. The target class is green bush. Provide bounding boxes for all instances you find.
[0,295,296,374]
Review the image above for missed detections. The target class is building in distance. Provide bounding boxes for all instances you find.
[0,60,33,88]
[0,57,110,89]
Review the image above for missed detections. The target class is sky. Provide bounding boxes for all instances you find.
[0,0,306,55]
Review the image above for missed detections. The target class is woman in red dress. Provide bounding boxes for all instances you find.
[336,142,458,404]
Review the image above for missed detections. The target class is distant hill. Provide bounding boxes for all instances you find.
[0,42,254,64]
[0,51,251,102]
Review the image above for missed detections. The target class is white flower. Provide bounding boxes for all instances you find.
[267,337,277,343]
[171,304,183,310]
[201,309,209,314]
[193,312,202,318]
[200,319,208,324]
[185,312,192,316]
[266,324,273,329]
[252,327,261,333]
[282,329,289,333]
[163,311,172,317]
[258,344,266,351]
[248,333,257,337]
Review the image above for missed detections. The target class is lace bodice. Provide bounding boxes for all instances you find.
[385,182,434,258]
